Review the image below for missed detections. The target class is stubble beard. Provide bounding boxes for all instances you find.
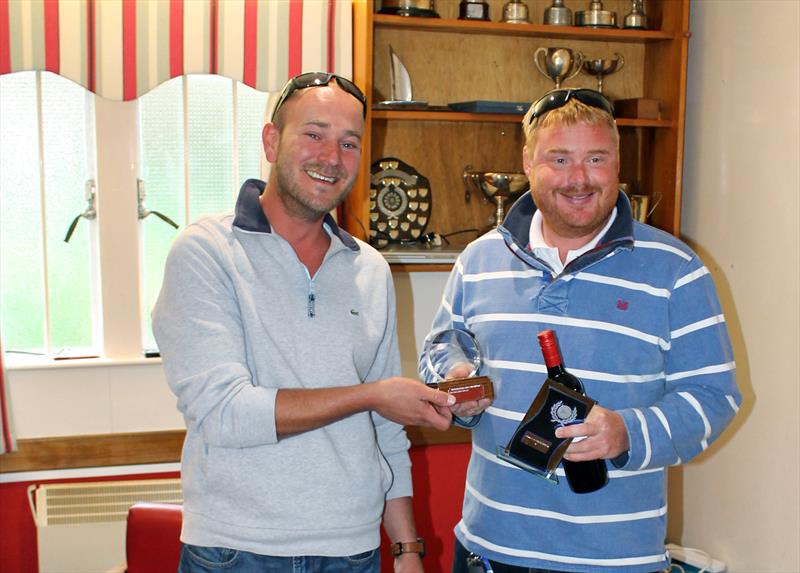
[275,160,354,222]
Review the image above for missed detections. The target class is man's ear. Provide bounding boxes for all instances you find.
[262,123,280,163]
[522,144,532,177]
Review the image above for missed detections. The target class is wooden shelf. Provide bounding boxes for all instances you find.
[373,13,676,43]
[372,108,673,128]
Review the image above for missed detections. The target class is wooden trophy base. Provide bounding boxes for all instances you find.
[432,375,494,403]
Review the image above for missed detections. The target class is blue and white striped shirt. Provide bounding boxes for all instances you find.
[420,191,740,572]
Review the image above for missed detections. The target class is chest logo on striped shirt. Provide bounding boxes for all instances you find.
[616,298,629,310]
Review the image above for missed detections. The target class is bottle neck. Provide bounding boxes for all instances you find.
[546,363,568,379]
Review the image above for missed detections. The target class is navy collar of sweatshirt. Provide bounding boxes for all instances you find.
[232,178,360,252]
[501,189,635,273]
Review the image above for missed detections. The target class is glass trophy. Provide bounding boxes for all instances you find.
[497,377,596,483]
[423,329,494,403]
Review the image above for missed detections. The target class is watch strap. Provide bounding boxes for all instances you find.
[390,537,425,557]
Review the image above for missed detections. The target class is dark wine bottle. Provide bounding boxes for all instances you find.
[537,329,609,494]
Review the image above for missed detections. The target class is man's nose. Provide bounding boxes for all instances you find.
[567,162,588,186]
[316,140,341,164]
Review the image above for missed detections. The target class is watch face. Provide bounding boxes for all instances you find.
[369,157,431,248]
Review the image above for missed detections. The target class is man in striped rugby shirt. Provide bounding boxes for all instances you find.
[421,88,740,573]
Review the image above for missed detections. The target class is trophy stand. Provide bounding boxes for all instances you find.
[497,379,596,483]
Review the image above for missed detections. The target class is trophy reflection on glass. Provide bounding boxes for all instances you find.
[423,329,494,403]
[581,53,624,93]
[534,47,584,89]
[463,166,530,230]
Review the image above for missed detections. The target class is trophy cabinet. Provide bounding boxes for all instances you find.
[345,0,690,270]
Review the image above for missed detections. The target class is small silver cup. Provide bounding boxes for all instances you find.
[581,53,625,93]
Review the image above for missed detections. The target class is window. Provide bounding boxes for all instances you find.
[139,75,268,352]
[0,71,97,357]
[0,72,271,360]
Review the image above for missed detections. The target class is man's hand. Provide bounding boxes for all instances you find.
[441,363,493,418]
[450,397,493,418]
[373,377,455,431]
[554,404,630,461]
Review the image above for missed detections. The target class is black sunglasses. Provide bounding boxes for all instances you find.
[270,72,367,122]
[528,88,615,124]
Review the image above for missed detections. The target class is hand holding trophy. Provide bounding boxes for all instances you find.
[423,329,494,407]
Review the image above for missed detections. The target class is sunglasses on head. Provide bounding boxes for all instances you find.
[528,88,615,124]
[270,72,367,122]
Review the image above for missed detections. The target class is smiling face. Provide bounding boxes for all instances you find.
[263,84,364,222]
[523,120,620,251]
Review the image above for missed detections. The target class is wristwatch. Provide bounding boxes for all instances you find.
[389,537,426,558]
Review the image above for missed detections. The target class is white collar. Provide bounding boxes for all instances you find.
[528,207,617,274]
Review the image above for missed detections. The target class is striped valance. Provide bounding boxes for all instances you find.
[0,0,353,100]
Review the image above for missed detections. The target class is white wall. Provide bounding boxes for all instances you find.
[676,1,800,570]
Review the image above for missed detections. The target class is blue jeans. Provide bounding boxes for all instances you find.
[178,543,380,573]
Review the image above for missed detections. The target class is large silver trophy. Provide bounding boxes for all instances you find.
[543,0,572,25]
[463,166,530,230]
[424,329,494,404]
[534,47,584,89]
[581,53,624,93]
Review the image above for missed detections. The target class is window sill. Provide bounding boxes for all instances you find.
[4,354,162,371]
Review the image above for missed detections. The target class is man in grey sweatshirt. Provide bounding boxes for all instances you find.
[152,73,455,573]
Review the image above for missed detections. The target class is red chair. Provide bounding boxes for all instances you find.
[125,502,183,573]
[121,442,471,573]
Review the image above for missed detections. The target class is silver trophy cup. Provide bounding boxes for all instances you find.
[534,47,584,89]
[463,166,530,230]
[581,53,624,93]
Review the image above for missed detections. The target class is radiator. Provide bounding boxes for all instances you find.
[29,478,182,573]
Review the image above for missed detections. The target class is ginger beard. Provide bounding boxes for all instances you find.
[535,183,617,240]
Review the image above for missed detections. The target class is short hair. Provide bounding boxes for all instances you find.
[522,98,619,152]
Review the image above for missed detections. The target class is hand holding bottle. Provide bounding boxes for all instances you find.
[554,404,630,461]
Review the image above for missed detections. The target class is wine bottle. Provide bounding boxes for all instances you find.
[537,329,608,494]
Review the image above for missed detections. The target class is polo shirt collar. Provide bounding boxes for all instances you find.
[232,178,360,251]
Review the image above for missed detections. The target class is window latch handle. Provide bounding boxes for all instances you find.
[64,179,96,243]
[137,179,179,229]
